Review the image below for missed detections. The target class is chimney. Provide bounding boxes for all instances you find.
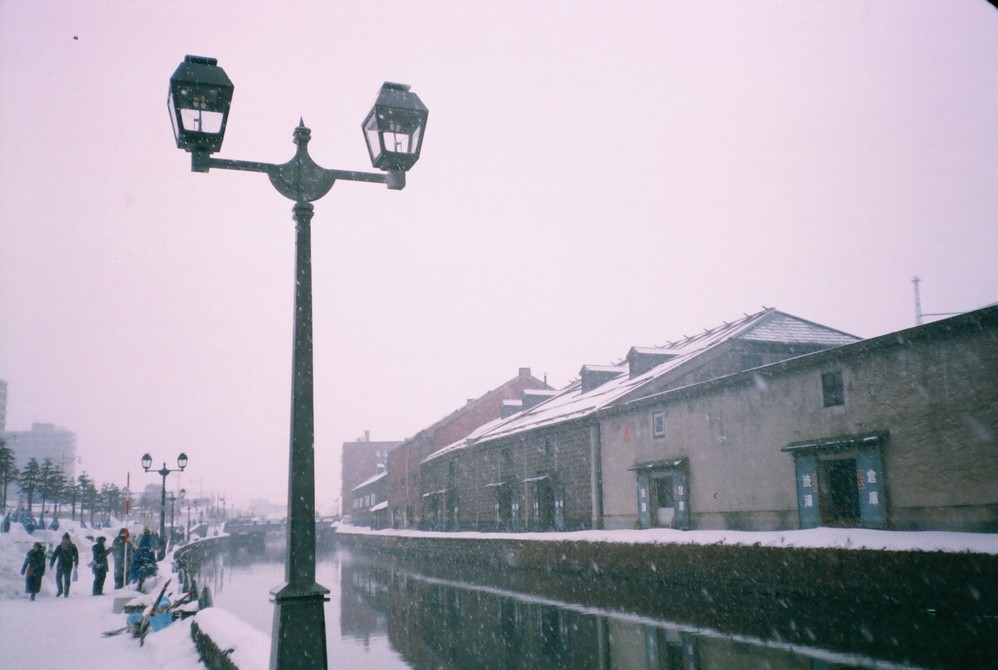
[518,367,531,378]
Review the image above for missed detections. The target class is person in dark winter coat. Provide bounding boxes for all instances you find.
[91,536,109,595]
[111,528,132,590]
[21,542,46,600]
[50,532,79,597]
[130,529,158,592]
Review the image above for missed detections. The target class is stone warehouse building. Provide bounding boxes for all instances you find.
[601,304,998,533]
[420,309,860,532]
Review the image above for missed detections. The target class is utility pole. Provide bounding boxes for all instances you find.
[912,276,924,326]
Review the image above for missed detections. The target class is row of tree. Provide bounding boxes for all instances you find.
[0,437,129,524]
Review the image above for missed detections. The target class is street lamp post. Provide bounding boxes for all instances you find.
[167,55,427,670]
[167,492,177,550]
[141,452,188,560]
[180,488,188,542]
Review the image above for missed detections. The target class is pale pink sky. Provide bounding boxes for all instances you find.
[1,1,996,512]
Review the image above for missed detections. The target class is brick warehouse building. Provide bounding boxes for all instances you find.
[386,368,549,529]
[341,432,399,517]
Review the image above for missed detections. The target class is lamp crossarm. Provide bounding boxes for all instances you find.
[190,121,405,199]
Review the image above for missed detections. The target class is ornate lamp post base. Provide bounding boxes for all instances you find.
[270,584,331,670]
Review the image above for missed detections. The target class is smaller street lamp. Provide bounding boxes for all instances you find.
[141,452,188,560]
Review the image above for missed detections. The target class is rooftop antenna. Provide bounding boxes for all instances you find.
[912,276,924,326]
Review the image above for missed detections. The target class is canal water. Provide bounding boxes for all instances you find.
[193,538,991,669]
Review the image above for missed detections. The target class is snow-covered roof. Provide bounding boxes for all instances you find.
[351,469,386,491]
[422,416,506,465]
[580,364,628,373]
[736,311,858,346]
[471,308,858,446]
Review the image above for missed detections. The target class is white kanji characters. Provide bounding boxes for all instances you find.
[802,474,813,488]
[866,469,878,484]
[678,501,685,512]
[677,485,684,496]
[869,492,879,506]
[804,494,814,508]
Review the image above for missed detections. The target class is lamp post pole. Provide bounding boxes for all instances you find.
[179,489,187,543]
[142,453,188,560]
[167,55,427,670]
[168,493,177,550]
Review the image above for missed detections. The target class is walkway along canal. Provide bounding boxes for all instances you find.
[182,531,997,669]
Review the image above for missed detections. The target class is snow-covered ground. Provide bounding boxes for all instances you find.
[0,519,202,669]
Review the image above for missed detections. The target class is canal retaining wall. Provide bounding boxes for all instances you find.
[173,537,254,670]
[334,530,998,616]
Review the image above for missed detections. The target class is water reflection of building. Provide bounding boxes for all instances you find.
[374,562,931,670]
[339,556,391,647]
[386,574,608,669]
[196,546,991,668]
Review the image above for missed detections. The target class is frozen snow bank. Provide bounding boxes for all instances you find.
[193,606,270,670]
[333,523,998,554]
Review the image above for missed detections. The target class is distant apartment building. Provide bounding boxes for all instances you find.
[2,422,78,478]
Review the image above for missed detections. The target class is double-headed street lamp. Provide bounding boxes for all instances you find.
[141,452,188,560]
[167,55,428,670]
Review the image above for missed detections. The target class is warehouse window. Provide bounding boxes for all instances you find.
[822,370,845,407]
[652,411,666,438]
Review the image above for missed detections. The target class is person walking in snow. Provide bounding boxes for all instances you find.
[50,532,79,597]
[91,536,109,595]
[20,542,46,600]
[111,528,132,590]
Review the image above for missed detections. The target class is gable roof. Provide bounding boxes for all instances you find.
[469,308,858,446]
[735,311,858,347]
[389,368,548,456]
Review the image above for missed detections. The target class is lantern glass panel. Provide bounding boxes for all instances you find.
[362,83,427,171]
[363,111,426,170]
[363,115,385,165]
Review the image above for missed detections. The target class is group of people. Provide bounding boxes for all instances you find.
[19,527,160,600]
